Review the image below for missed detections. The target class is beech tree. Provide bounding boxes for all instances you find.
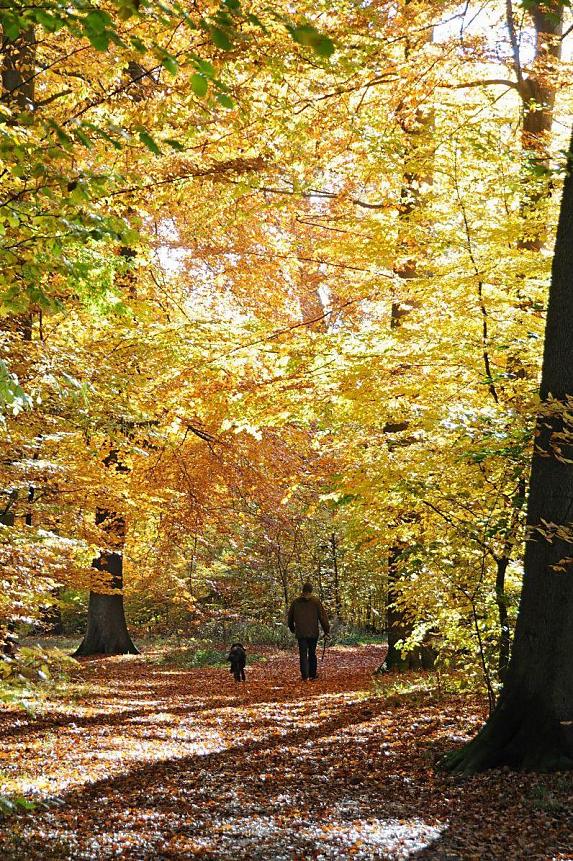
[447,130,573,772]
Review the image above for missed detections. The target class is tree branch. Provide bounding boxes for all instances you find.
[505,0,524,87]
[445,79,519,91]
[35,88,72,107]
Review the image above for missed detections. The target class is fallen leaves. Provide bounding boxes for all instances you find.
[0,644,572,859]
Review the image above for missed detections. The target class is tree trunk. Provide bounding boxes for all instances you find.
[495,556,510,683]
[383,14,436,671]
[74,488,139,655]
[74,550,138,656]
[74,235,140,657]
[446,130,573,773]
[385,546,410,671]
[2,26,36,113]
[330,533,342,619]
[385,545,435,671]
[516,0,563,250]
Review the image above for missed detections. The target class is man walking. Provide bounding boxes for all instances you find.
[288,582,330,681]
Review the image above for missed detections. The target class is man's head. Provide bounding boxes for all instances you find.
[302,581,313,595]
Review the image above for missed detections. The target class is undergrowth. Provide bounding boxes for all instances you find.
[158,645,266,669]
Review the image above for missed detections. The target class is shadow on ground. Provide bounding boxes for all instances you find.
[0,646,572,860]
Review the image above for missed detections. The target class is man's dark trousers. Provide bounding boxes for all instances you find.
[298,636,318,680]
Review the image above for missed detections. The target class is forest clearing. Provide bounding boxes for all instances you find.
[1,641,573,861]
[5,0,573,856]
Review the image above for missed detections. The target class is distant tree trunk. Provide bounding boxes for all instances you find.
[385,546,411,671]
[281,576,289,613]
[74,549,138,656]
[383,13,436,672]
[385,545,435,671]
[514,0,563,251]
[330,533,342,619]
[74,507,138,656]
[275,545,290,612]
[446,130,573,773]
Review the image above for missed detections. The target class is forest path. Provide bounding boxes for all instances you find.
[0,644,572,860]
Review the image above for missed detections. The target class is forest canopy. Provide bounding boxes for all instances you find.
[1,0,572,693]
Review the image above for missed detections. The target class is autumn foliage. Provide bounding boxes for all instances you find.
[1,0,573,756]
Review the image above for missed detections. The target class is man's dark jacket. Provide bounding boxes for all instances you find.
[288,593,330,639]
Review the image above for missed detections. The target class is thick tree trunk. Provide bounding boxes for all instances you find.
[74,488,139,655]
[74,239,140,657]
[74,550,138,656]
[446,131,573,773]
[2,26,36,113]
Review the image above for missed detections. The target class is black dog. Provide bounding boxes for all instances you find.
[227,642,246,682]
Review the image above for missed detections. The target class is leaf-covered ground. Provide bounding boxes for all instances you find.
[1,644,573,860]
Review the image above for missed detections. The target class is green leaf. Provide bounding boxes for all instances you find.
[195,59,215,78]
[138,130,161,155]
[35,10,61,32]
[121,226,140,245]
[312,34,335,58]
[216,93,234,109]
[289,24,335,58]
[48,121,73,150]
[190,74,209,97]
[83,11,113,51]
[247,13,267,32]
[73,128,93,149]
[91,126,122,150]
[1,16,21,41]
[84,10,112,33]
[166,138,185,151]
[118,0,139,20]
[87,31,110,51]
[210,27,233,50]
[161,53,178,75]
[130,36,147,53]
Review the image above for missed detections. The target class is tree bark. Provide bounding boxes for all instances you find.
[495,556,510,682]
[74,235,141,656]
[385,546,411,671]
[515,0,563,250]
[2,26,36,113]
[74,549,138,656]
[383,13,436,672]
[74,467,139,655]
[385,545,435,671]
[330,532,342,620]
[446,130,573,773]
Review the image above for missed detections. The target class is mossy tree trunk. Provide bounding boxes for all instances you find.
[446,131,573,773]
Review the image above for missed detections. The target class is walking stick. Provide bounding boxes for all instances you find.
[321,633,330,662]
